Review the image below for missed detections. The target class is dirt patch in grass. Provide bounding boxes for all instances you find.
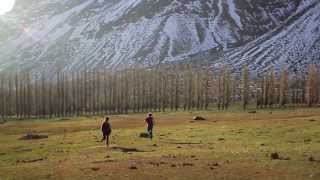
[14,148,33,152]
[182,162,194,167]
[271,153,280,160]
[0,120,7,124]
[270,153,291,160]
[90,167,100,171]
[92,159,116,164]
[129,166,138,170]
[193,116,206,121]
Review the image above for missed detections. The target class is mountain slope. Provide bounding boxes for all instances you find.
[0,0,318,74]
[223,0,320,73]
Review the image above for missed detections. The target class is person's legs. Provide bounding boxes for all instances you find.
[101,133,106,141]
[148,125,153,140]
[106,135,109,147]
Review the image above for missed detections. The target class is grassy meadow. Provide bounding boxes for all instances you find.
[0,108,320,180]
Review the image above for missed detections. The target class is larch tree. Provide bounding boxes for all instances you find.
[242,65,249,110]
[279,68,289,107]
[306,64,319,107]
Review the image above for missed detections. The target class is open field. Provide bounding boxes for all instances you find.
[0,108,320,180]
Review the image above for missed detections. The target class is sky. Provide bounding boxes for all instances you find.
[0,0,15,15]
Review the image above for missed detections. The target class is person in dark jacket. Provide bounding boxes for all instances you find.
[101,117,112,147]
[145,113,154,140]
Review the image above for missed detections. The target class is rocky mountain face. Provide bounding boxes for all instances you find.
[0,0,319,75]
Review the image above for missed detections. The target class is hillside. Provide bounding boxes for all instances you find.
[0,0,319,74]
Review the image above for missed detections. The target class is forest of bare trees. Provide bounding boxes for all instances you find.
[0,64,319,119]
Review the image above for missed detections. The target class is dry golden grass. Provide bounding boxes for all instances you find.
[0,108,320,179]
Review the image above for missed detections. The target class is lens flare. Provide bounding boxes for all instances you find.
[0,0,15,15]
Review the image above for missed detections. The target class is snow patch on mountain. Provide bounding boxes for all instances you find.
[227,0,243,29]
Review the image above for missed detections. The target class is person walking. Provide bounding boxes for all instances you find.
[101,117,112,147]
[145,113,154,140]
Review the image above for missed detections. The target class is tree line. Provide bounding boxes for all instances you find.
[0,64,319,119]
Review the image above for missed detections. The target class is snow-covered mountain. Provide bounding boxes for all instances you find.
[0,0,319,74]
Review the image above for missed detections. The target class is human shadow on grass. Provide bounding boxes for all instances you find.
[110,146,151,153]
[19,133,48,140]
[161,141,202,145]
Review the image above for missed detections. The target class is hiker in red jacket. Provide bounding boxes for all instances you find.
[145,113,154,140]
[101,117,112,147]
